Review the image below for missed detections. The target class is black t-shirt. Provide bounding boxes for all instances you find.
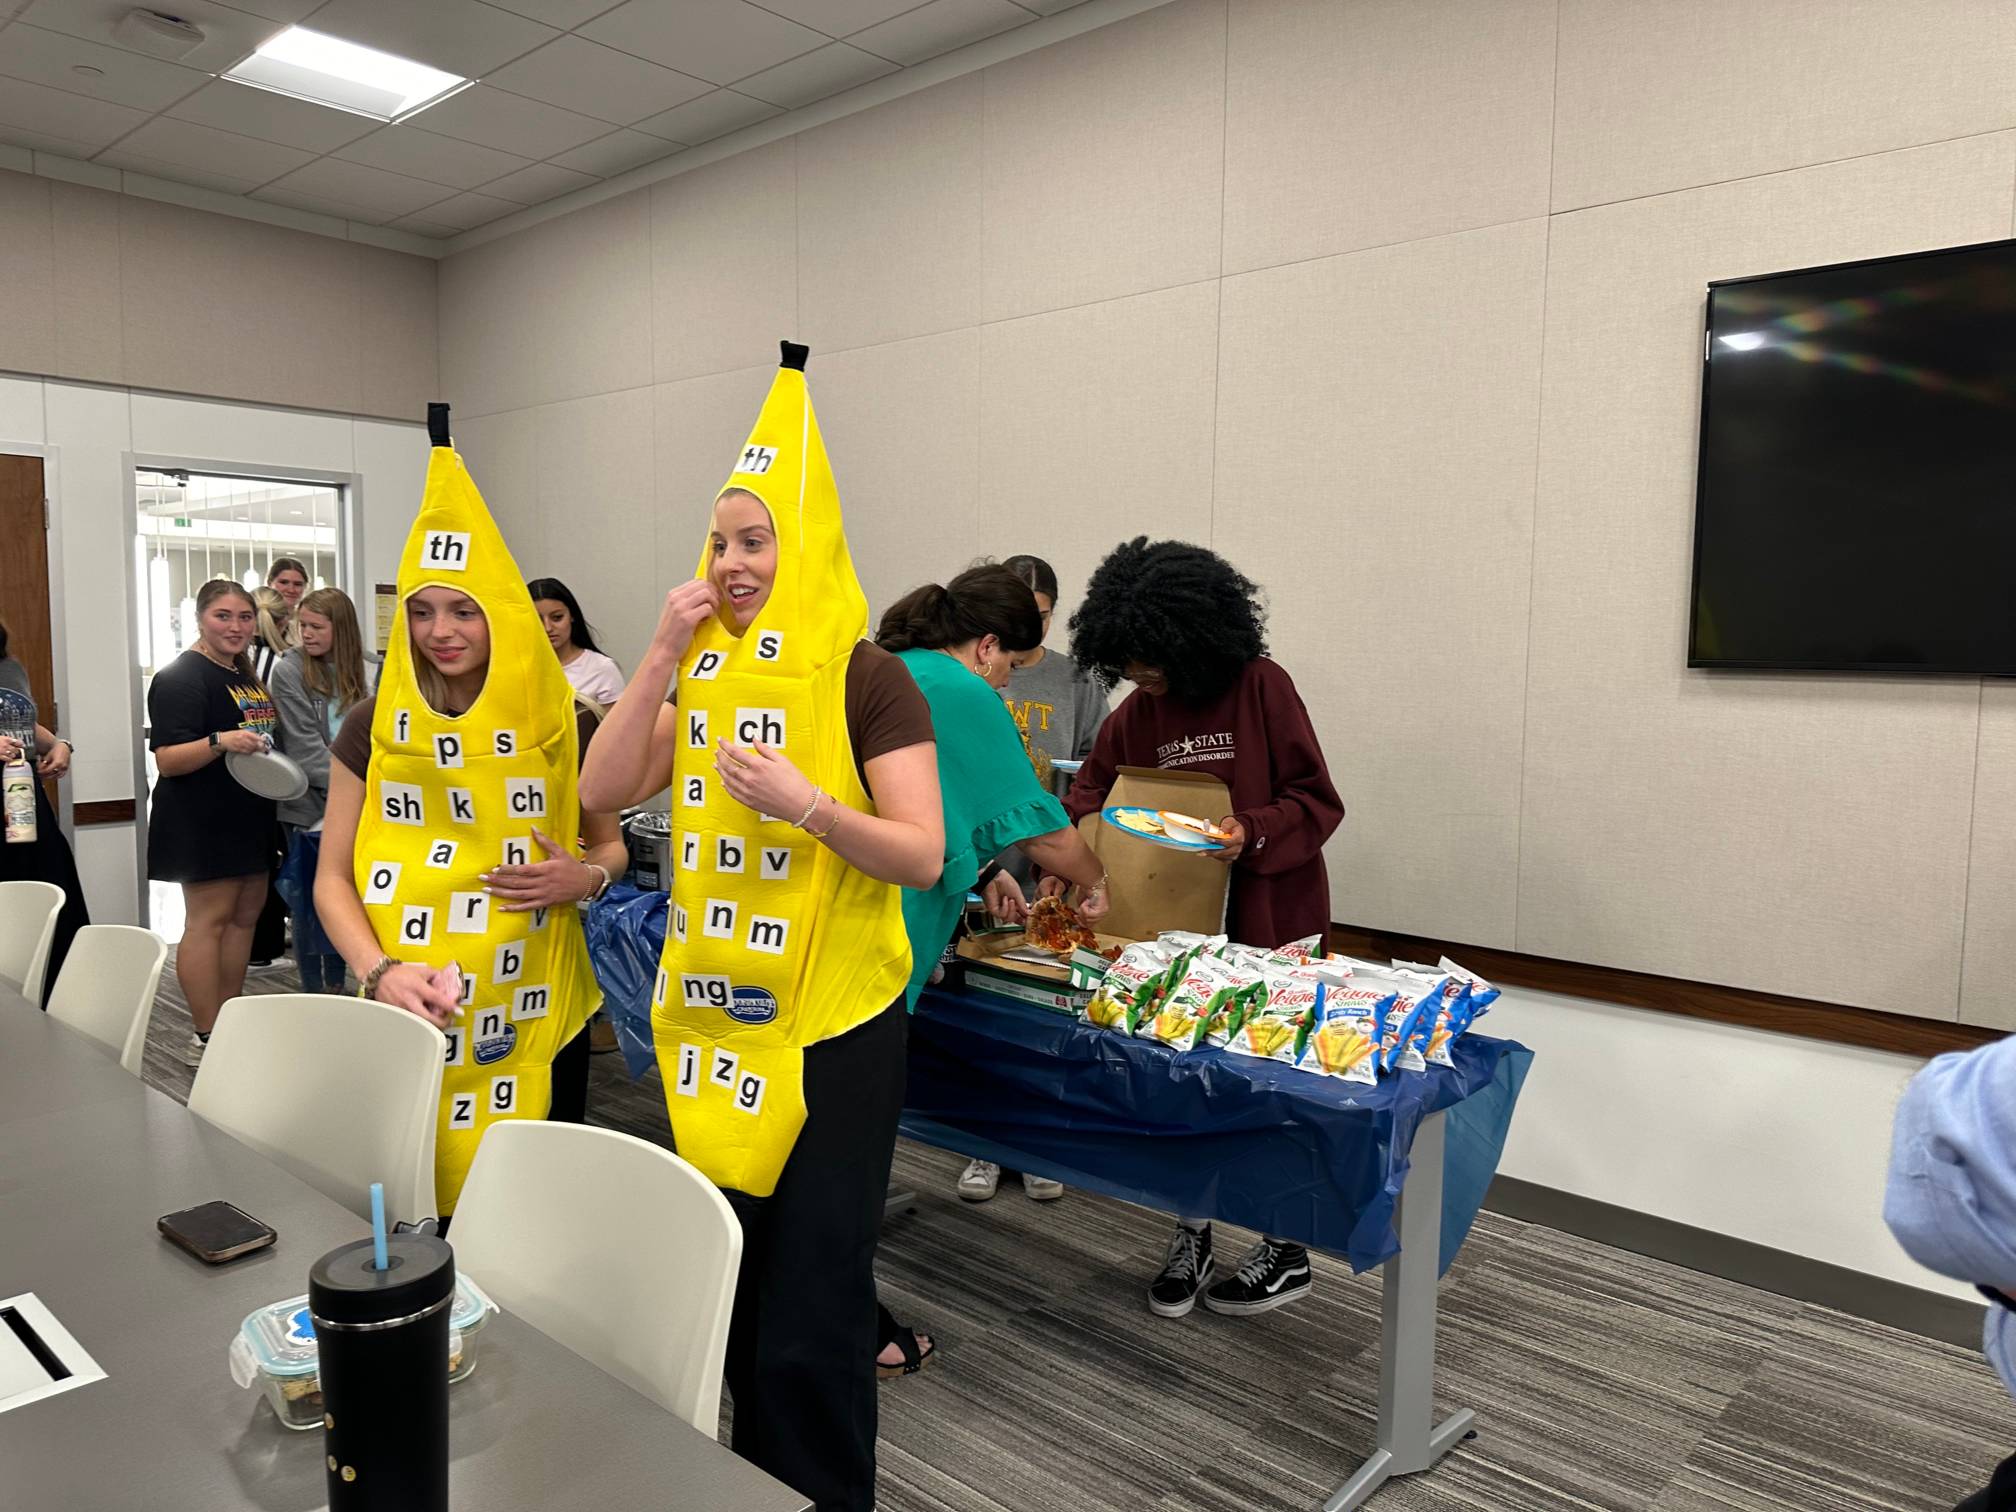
[146,650,279,881]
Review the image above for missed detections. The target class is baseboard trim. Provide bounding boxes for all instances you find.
[1485,1175,1985,1348]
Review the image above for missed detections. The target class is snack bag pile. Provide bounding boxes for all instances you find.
[1073,935,1501,1085]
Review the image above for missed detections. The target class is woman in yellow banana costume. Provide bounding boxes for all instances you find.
[582,343,943,1512]
[316,405,628,1217]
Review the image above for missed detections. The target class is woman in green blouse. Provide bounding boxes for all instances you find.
[868,563,1111,1375]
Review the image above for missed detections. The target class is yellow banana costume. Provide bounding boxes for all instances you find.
[651,343,911,1198]
[355,410,598,1212]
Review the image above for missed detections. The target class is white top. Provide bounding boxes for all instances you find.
[563,648,626,706]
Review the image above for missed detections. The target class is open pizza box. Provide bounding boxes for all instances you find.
[955,765,1231,995]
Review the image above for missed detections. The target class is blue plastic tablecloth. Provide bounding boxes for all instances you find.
[585,885,1532,1275]
[903,984,1530,1276]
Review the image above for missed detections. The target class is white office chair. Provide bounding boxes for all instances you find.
[189,993,445,1227]
[45,925,168,1075]
[451,1122,742,1434]
[0,878,64,1003]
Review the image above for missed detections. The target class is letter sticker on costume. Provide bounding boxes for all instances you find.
[759,845,791,881]
[735,1070,767,1116]
[703,899,737,940]
[489,1075,517,1114]
[688,710,708,749]
[433,733,462,769]
[494,729,516,757]
[364,861,401,904]
[711,1047,739,1089]
[426,839,458,869]
[675,1043,701,1098]
[755,631,782,662]
[449,891,489,934]
[421,530,470,571]
[449,1092,476,1129]
[682,973,730,1010]
[717,836,744,874]
[382,782,424,826]
[448,787,476,825]
[733,708,786,747]
[747,914,789,955]
[400,905,434,945]
[506,776,546,818]
[494,940,524,985]
[512,984,550,1021]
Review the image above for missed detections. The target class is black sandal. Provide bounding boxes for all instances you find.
[876,1327,936,1379]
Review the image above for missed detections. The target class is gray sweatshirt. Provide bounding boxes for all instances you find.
[997,647,1108,889]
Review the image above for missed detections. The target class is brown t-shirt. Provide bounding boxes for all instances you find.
[334,643,932,797]
[669,640,933,796]
[333,696,600,780]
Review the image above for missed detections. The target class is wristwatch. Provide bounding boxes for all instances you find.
[207,731,220,751]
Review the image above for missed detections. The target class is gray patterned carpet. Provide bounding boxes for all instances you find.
[143,958,2016,1512]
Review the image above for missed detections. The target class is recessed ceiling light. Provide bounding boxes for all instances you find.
[223,26,469,122]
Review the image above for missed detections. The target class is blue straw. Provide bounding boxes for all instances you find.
[369,1182,388,1271]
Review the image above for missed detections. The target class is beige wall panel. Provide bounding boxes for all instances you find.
[48,182,122,384]
[651,140,797,385]
[653,363,782,597]
[0,169,55,379]
[796,77,981,357]
[121,198,360,415]
[1553,0,2016,212]
[354,244,440,423]
[1217,219,1548,947]
[1521,135,2016,1020]
[980,0,1224,322]
[979,281,1218,628]
[533,387,659,676]
[439,233,546,419]
[1962,685,2016,1028]
[1223,0,1555,275]
[811,329,980,624]
[454,408,544,568]
[525,190,653,411]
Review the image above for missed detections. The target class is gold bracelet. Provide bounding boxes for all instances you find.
[806,792,842,840]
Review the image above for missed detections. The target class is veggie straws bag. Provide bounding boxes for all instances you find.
[1226,963,1321,1064]
[1300,974,1379,1084]
[1082,941,1176,1033]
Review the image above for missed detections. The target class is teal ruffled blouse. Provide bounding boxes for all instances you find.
[895,647,1069,1009]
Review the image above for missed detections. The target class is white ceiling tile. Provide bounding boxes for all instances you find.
[854,0,1033,64]
[336,123,531,189]
[260,155,456,217]
[733,42,896,108]
[404,82,610,159]
[249,183,387,222]
[94,147,263,194]
[579,0,826,86]
[849,0,1031,65]
[109,114,312,183]
[385,212,463,238]
[632,87,778,145]
[0,122,105,158]
[755,0,929,34]
[298,0,559,79]
[407,189,520,231]
[1015,0,1088,12]
[17,0,284,74]
[0,21,210,111]
[214,0,321,19]
[478,0,623,27]
[483,34,710,125]
[478,159,598,203]
[549,126,675,176]
[0,72,149,148]
[167,80,378,153]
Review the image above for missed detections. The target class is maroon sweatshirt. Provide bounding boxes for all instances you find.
[1063,657,1344,951]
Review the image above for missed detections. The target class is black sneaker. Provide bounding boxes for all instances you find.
[1203,1237,1312,1316]
[1148,1223,1214,1318]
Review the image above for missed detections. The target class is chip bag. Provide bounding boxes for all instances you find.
[1081,941,1175,1033]
[1300,975,1380,1084]
[1202,957,1265,1047]
[1439,957,1500,1019]
[1225,963,1322,1064]
[1143,952,1238,1050]
[1274,934,1324,965]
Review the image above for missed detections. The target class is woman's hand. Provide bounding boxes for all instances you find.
[1035,874,1069,903]
[218,728,268,755]
[716,740,815,823]
[983,871,1028,925]
[0,736,21,764]
[648,581,722,666]
[1205,816,1246,865]
[483,828,595,912]
[373,962,460,1029]
[1074,877,1111,924]
[36,740,70,779]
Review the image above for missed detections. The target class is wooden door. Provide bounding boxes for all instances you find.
[0,455,55,792]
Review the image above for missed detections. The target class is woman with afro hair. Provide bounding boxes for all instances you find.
[1049,536,1344,1321]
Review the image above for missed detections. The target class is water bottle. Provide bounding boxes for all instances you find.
[3,755,33,845]
[309,1233,454,1511]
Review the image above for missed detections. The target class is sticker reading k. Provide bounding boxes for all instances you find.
[421,531,471,571]
[738,444,778,475]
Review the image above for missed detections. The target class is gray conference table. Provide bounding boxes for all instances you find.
[0,984,809,1512]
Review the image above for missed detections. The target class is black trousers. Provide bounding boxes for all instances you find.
[721,1003,906,1512]
[1959,1450,2016,1512]
[548,1027,589,1124]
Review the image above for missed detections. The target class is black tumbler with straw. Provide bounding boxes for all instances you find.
[309,1182,453,1511]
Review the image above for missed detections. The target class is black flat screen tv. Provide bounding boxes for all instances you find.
[1688,237,2016,674]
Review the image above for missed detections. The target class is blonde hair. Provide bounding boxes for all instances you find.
[298,587,368,710]
[252,586,292,649]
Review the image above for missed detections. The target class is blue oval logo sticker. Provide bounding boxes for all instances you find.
[474,1022,517,1065]
[727,986,778,1026]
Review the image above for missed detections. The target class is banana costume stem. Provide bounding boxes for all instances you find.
[353,406,599,1214]
[650,343,912,1198]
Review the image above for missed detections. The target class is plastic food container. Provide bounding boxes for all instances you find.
[228,1274,498,1430]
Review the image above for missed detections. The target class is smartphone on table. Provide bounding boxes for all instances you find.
[158,1201,277,1264]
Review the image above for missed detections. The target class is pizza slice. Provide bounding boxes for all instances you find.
[1025,894,1098,956]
